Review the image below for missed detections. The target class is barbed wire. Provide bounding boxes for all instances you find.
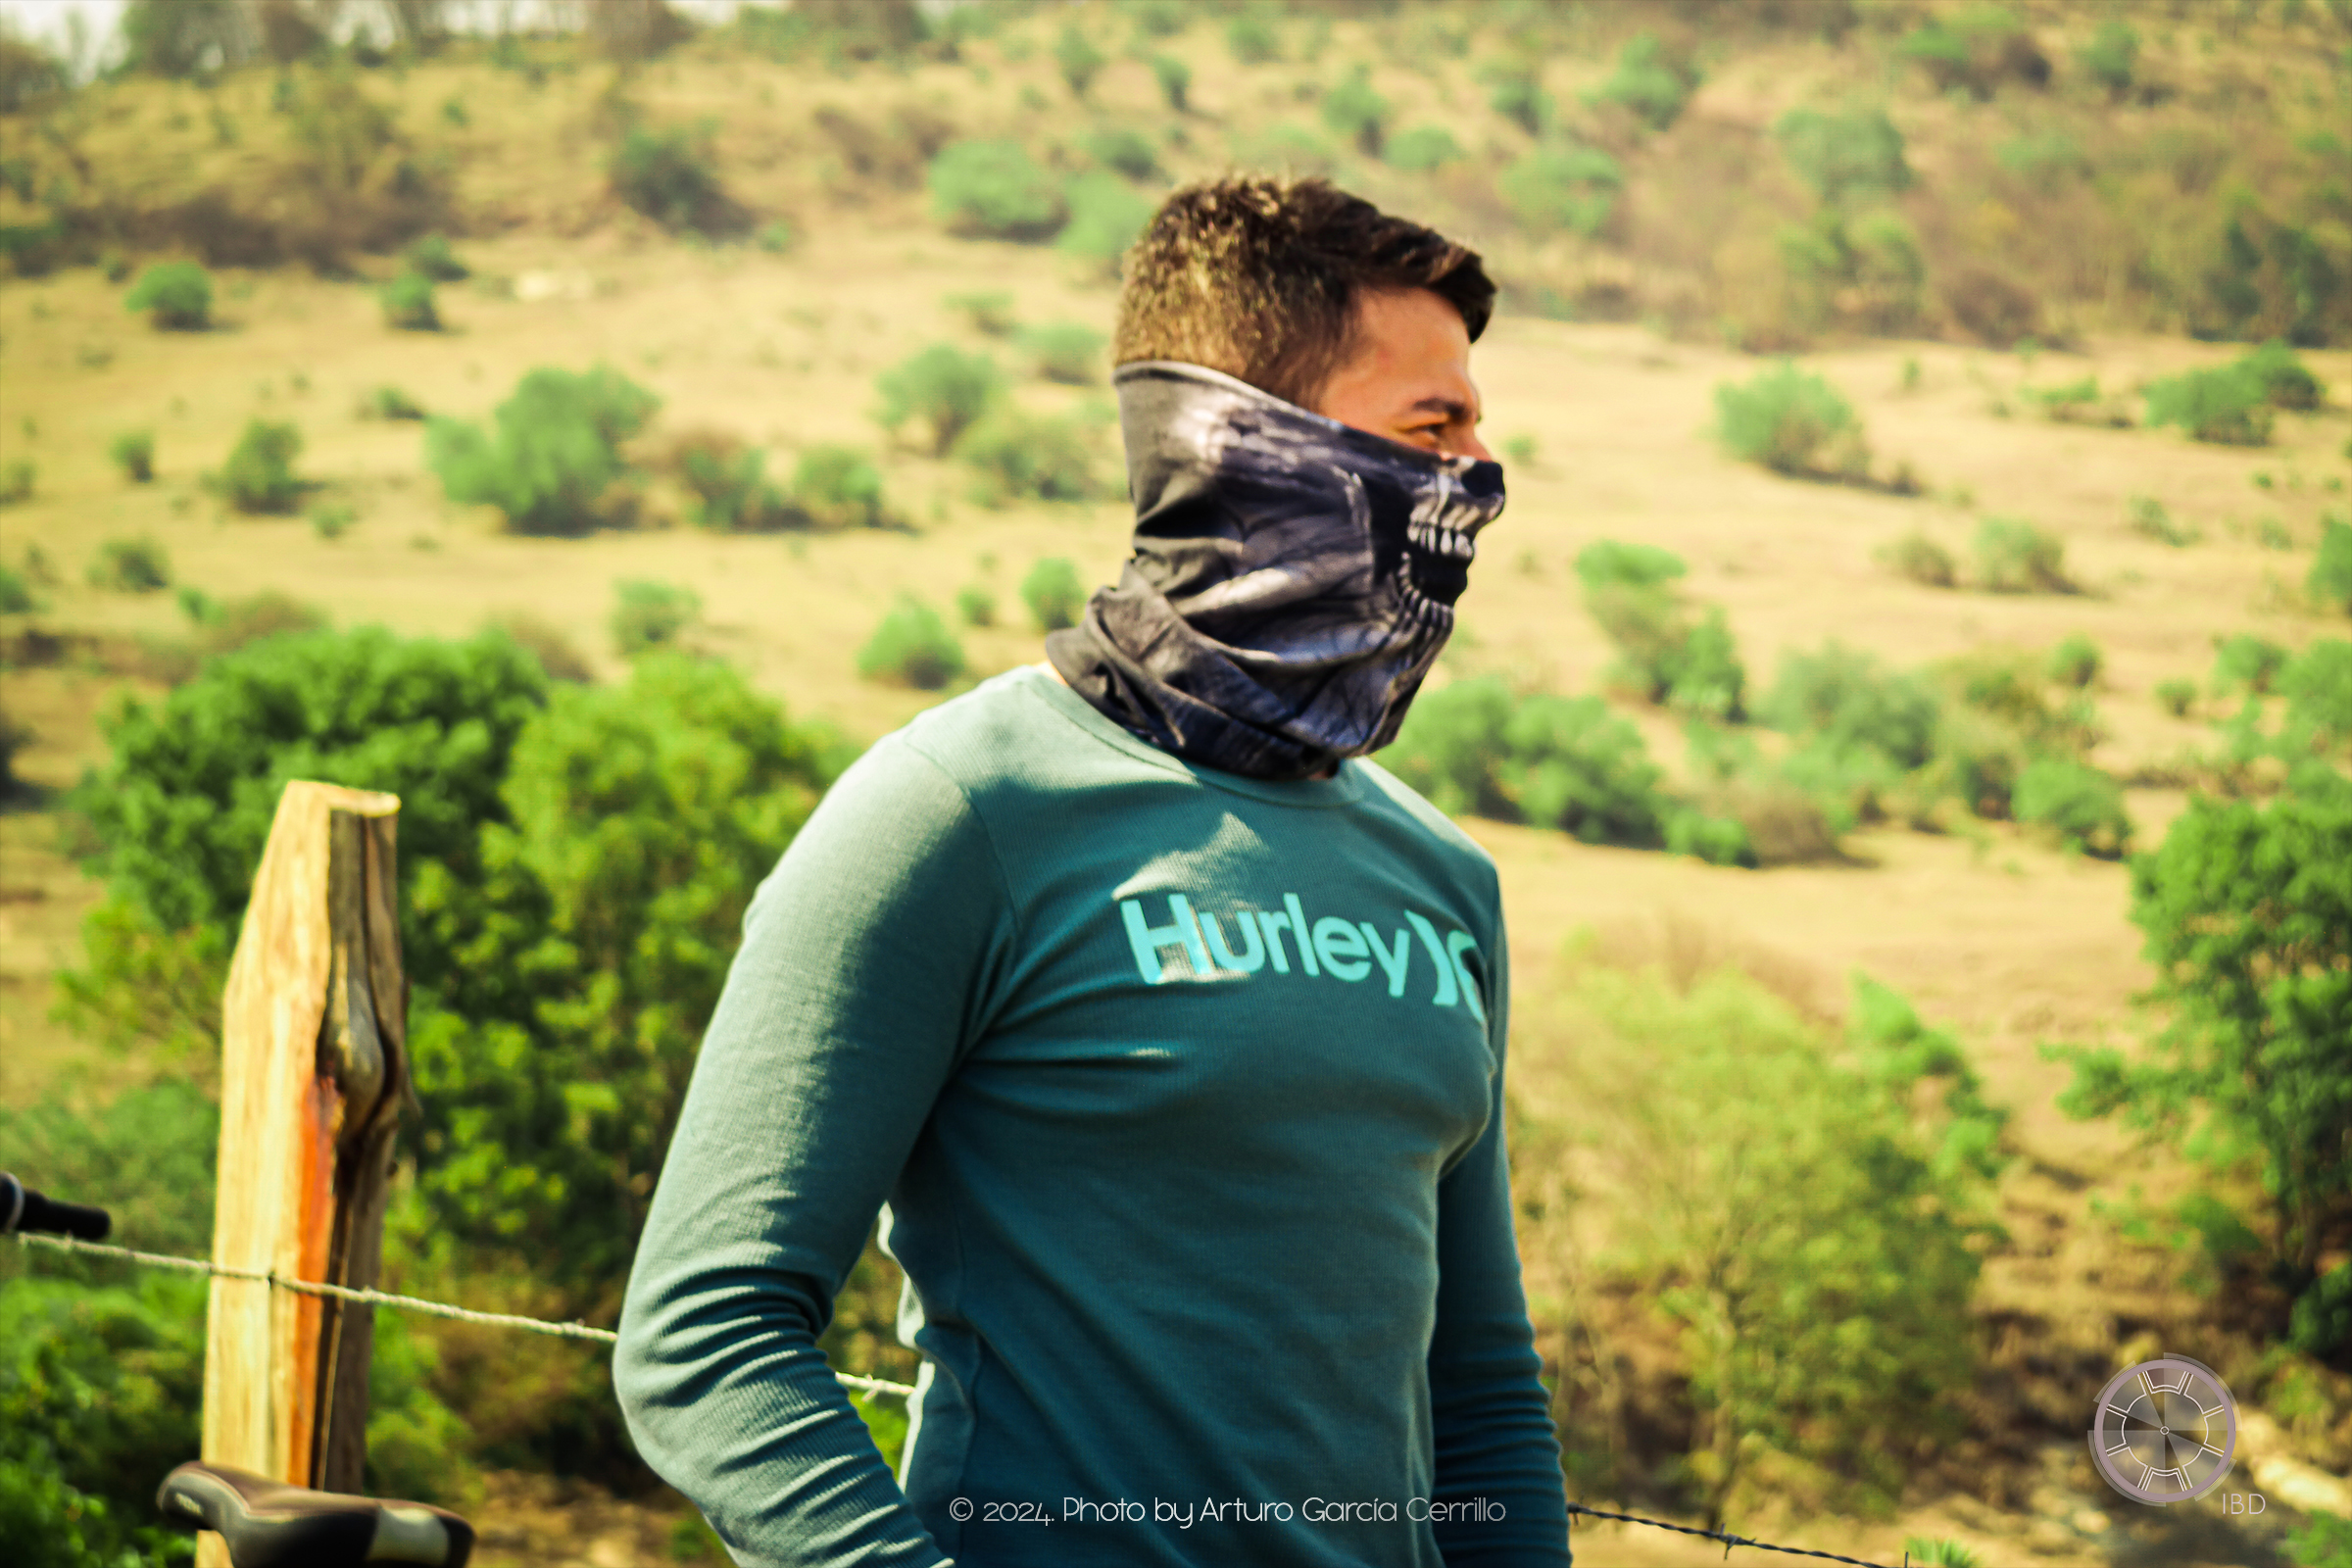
[9,1230,918,1399]
[15,1231,1926,1562]
[1565,1502,1904,1566]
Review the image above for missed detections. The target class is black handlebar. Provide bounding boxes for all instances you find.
[1,1171,113,1242]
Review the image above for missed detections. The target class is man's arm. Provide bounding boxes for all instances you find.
[613,737,1015,1567]
[1427,910,1575,1565]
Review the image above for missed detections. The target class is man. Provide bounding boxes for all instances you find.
[615,175,1571,1567]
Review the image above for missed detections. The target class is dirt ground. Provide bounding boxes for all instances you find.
[3,216,2348,1565]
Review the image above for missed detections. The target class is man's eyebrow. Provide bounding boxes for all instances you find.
[1407,395,1480,420]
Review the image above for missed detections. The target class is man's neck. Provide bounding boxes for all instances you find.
[1033,662,1340,781]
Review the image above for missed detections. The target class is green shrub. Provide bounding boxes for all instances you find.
[2048,789,2352,1336]
[1083,127,1158,180]
[1054,22,1105,98]
[0,458,29,507]
[1224,14,1278,64]
[927,140,1067,241]
[1151,53,1190,113]
[608,122,728,231]
[1321,66,1390,156]
[86,535,172,593]
[2126,494,2197,547]
[1878,529,1957,588]
[0,564,37,613]
[611,578,703,658]
[1586,32,1695,131]
[676,434,792,532]
[109,427,155,483]
[1020,557,1087,631]
[1383,124,1463,172]
[2311,514,2352,615]
[1022,321,1105,385]
[955,584,996,627]
[2143,363,2275,446]
[177,589,331,656]
[426,365,661,536]
[2240,340,2326,412]
[1971,515,2072,593]
[380,270,440,330]
[2012,757,2131,857]
[1057,170,1154,266]
[310,502,356,540]
[956,407,1100,505]
[2278,640,2352,755]
[368,384,426,420]
[1903,1538,1984,1568]
[405,233,468,281]
[757,220,795,254]
[1762,642,1942,772]
[1483,62,1552,136]
[857,594,966,689]
[1773,107,1912,204]
[874,345,1005,456]
[2155,677,2198,718]
[1521,963,1989,1524]
[1779,209,1927,333]
[1995,130,2089,193]
[2046,633,2102,689]
[2076,17,2137,99]
[946,290,1019,337]
[1898,6,2046,99]
[1573,540,1687,592]
[216,417,306,514]
[1226,122,1336,178]
[2283,1509,2352,1568]
[2212,632,2289,696]
[1382,675,1667,847]
[122,262,213,330]
[1495,145,1622,237]
[1713,363,1867,479]
[791,443,887,530]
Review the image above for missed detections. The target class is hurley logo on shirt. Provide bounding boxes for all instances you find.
[1116,892,1486,1018]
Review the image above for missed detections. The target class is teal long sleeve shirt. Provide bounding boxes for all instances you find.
[612,664,1571,1566]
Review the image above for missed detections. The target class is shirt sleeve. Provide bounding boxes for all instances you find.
[1426,899,1575,1565]
[612,735,1015,1568]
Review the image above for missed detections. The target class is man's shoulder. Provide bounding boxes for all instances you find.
[1348,756,1499,881]
[878,664,1137,793]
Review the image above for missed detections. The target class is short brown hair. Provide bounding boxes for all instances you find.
[1112,175,1494,410]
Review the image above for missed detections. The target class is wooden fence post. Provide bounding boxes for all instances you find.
[199,781,409,1564]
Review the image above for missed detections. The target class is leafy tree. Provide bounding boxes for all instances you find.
[1575,541,1747,718]
[2050,790,2352,1315]
[85,535,172,593]
[123,263,213,330]
[1761,642,1941,772]
[674,433,791,532]
[1224,14,1278,64]
[214,418,306,514]
[2144,363,2275,446]
[2045,634,2102,690]
[1082,127,1158,181]
[2011,756,2132,858]
[425,365,661,536]
[926,140,1066,241]
[1482,58,1552,136]
[1021,321,1105,385]
[955,584,996,627]
[1971,515,2072,593]
[406,233,469,282]
[874,344,1004,457]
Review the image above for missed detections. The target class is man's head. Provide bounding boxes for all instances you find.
[1113,176,1496,462]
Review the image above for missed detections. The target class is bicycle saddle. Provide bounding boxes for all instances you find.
[156,1461,474,1567]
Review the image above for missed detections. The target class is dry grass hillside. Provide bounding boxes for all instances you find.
[3,3,2351,1566]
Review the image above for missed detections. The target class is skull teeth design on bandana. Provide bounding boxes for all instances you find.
[1047,361,1506,782]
